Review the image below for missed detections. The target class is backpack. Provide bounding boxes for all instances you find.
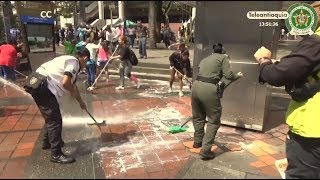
[129,49,138,66]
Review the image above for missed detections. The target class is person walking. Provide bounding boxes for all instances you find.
[0,41,22,82]
[109,36,140,90]
[191,43,243,160]
[137,20,148,59]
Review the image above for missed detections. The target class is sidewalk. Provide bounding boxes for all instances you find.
[55,42,195,66]
[0,74,287,178]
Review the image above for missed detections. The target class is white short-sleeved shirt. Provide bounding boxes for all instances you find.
[36,55,80,97]
[86,43,100,62]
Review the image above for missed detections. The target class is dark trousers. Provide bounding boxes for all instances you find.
[164,36,171,48]
[128,35,135,48]
[285,131,320,179]
[191,80,222,152]
[32,86,63,156]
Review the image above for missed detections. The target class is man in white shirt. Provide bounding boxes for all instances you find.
[32,47,90,164]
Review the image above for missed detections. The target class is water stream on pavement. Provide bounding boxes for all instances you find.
[0,76,31,97]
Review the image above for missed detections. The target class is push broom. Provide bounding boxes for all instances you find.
[168,76,243,134]
[173,67,192,90]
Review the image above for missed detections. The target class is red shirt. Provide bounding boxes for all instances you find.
[0,44,17,68]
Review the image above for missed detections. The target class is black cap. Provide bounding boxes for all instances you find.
[76,47,90,58]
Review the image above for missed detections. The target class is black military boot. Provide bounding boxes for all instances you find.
[50,153,75,164]
[193,142,202,148]
[42,141,65,150]
[199,149,216,160]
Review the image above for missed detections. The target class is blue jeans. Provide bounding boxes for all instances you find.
[86,63,96,87]
[139,37,147,57]
[0,65,16,81]
[128,35,135,48]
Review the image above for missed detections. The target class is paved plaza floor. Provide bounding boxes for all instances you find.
[0,73,288,179]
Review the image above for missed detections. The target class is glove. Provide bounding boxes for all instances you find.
[254,46,272,62]
[183,75,187,80]
[236,72,244,78]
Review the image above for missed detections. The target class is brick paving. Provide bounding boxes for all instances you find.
[0,84,42,178]
[0,74,289,179]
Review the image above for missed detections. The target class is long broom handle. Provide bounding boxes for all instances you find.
[89,44,119,88]
[14,70,28,77]
[173,67,192,84]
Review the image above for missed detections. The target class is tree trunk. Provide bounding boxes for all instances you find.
[148,1,156,49]
[73,1,78,27]
[154,1,162,43]
[2,1,13,42]
[79,1,86,24]
[15,1,32,71]
[164,1,173,25]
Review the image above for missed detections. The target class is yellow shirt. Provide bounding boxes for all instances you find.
[286,27,320,137]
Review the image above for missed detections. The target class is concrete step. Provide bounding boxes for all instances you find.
[132,66,170,74]
[108,69,171,81]
[135,62,171,69]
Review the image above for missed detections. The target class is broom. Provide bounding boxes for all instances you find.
[87,44,119,91]
[168,76,243,134]
[173,67,192,90]
[168,117,192,134]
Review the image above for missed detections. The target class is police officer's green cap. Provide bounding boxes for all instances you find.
[76,47,90,58]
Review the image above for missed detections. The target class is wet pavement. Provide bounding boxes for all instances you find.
[0,73,288,179]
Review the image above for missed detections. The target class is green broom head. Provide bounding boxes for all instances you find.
[168,126,188,134]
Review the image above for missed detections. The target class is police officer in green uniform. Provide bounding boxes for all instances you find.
[191,43,243,160]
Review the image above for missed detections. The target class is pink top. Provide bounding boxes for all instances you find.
[98,47,109,61]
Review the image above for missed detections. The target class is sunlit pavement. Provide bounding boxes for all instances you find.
[0,74,289,179]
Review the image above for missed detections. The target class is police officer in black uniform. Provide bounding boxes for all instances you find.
[191,43,243,160]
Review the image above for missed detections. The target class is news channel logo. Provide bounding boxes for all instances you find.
[247,2,318,35]
[285,3,318,36]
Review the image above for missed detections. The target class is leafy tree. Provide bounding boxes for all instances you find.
[54,1,78,19]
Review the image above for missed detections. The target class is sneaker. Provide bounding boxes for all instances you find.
[179,91,184,97]
[199,150,216,160]
[143,56,147,59]
[136,80,141,89]
[42,141,65,150]
[168,87,173,93]
[115,86,124,90]
[50,153,75,164]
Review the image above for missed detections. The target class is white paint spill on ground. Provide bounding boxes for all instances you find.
[99,106,193,177]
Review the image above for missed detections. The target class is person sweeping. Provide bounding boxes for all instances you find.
[168,43,192,97]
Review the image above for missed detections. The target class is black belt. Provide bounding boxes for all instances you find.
[196,76,220,84]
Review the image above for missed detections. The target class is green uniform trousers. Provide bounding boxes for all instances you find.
[191,80,222,152]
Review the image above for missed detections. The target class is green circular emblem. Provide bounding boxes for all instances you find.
[285,3,318,35]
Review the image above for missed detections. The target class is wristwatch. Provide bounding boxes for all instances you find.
[258,57,271,65]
